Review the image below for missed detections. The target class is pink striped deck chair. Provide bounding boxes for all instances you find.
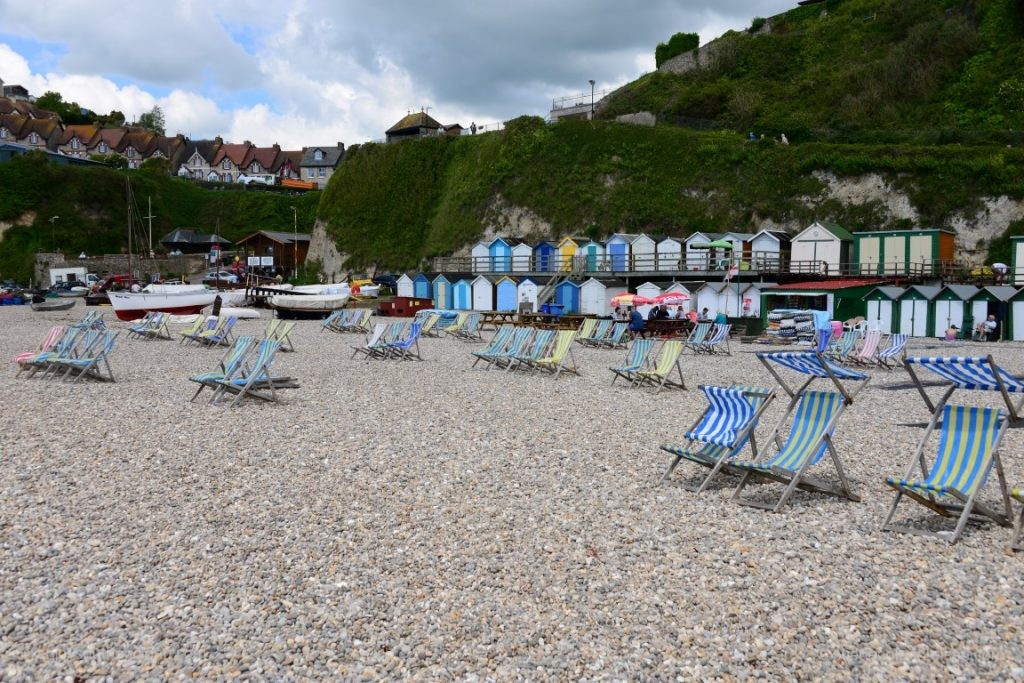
[848,329,881,366]
[12,325,65,365]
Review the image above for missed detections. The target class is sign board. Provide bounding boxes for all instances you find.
[260,256,274,267]
[247,256,261,267]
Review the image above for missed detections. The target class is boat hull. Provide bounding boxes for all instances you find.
[269,294,349,319]
[107,290,217,321]
[32,299,76,312]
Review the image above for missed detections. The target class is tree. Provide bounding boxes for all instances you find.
[90,153,128,169]
[34,91,66,114]
[137,105,166,135]
[95,110,126,128]
[655,32,700,68]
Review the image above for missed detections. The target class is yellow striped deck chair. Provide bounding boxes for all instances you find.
[635,340,686,393]
[533,330,579,377]
[576,318,597,344]
[441,312,468,337]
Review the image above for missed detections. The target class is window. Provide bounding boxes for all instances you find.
[126,147,135,158]
[99,142,108,153]
[71,138,80,149]
[222,159,230,169]
[252,162,260,172]
[29,132,39,144]
[307,168,315,178]
[192,154,202,165]
[314,149,324,160]
[318,167,326,178]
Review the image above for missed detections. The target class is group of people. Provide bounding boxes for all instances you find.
[614,305,728,339]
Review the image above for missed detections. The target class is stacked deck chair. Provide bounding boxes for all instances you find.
[533,330,580,377]
[729,351,870,512]
[882,355,1018,543]
[320,310,348,332]
[383,322,424,361]
[18,327,90,379]
[454,313,483,342]
[578,320,612,347]
[212,339,299,407]
[683,323,712,354]
[660,385,776,492]
[472,326,524,369]
[441,313,469,338]
[189,336,255,402]
[576,319,598,344]
[847,329,881,366]
[266,320,296,351]
[507,329,554,372]
[417,313,441,337]
[877,333,908,370]
[51,330,119,383]
[352,323,387,360]
[137,312,171,341]
[181,316,221,346]
[12,325,65,372]
[351,309,373,333]
[609,339,653,386]
[701,324,731,355]
[1012,487,1024,551]
[635,340,686,393]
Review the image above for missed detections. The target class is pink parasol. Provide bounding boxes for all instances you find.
[610,293,652,306]
[653,291,689,305]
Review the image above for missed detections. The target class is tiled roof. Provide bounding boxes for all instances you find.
[236,230,312,246]
[387,111,442,133]
[58,124,100,146]
[251,145,282,171]
[300,143,344,167]
[766,278,890,291]
[212,142,254,167]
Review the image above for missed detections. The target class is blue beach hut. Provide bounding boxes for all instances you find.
[413,272,432,300]
[495,276,519,311]
[452,278,473,310]
[488,237,514,273]
[533,241,556,272]
[432,274,453,309]
[554,280,581,313]
[606,233,636,271]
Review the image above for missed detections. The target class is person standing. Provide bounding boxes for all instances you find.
[628,307,646,339]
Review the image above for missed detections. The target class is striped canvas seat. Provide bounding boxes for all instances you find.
[701,324,731,355]
[603,322,632,348]
[576,318,597,342]
[683,323,711,353]
[482,327,533,370]
[849,329,881,365]
[659,385,774,491]
[636,340,685,392]
[12,325,65,366]
[905,355,1024,421]
[877,333,908,369]
[883,404,1012,544]
[609,339,653,385]
[190,336,254,402]
[533,330,579,377]
[52,330,119,383]
[579,320,611,347]
[508,329,554,372]
[384,322,424,360]
[351,323,387,359]
[213,339,297,407]
[758,352,868,381]
[470,326,514,368]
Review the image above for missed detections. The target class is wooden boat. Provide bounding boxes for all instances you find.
[107,286,217,321]
[269,284,350,319]
[31,298,76,312]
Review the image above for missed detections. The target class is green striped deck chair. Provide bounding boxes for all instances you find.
[604,322,632,348]
[212,339,294,407]
[882,404,1012,544]
[320,310,345,332]
[351,309,373,333]
[471,325,514,368]
[127,312,159,339]
[179,316,211,345]
[190,336,255,402]
[507,329,554,372]
[455,313,483,342]
[683,322,712,354]
[576,318,598,343]
[579,320,611,347]
[635,340,686,393]
[826,330,858,363]
[268,320,296,351]
[534,330,579,377]
[482,327,533,370]
[660,385,776,492]
[53,330,119,383]
[139,313,171,341]
[1012,487,1024,551]
[730,390,859,511]
[351,323,387,359]
[609,339,653,386]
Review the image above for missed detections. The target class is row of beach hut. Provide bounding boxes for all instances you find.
[395,273,772,318]
[863,284,1024,340]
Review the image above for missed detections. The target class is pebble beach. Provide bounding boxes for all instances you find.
[1,302,1023,680]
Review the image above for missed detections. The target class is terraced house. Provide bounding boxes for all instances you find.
[299,143,345,188]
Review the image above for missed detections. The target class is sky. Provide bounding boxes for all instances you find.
[0,0,794,149]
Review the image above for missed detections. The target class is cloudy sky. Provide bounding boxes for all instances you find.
[0,0,794,148]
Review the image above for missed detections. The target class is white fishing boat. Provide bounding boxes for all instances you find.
[107,287,218,321]
[352,284,381,298]
[269,284,350,319]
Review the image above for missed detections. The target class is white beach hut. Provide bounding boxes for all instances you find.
[789,221,853,274]
[630,234,658,271]
[511,241,533,272]
[657,237,683,271]
[395,273,414,298]
[663,282,694,312]
[517,277,541,312]
[635,281,662,317]
[580,277,626,316]
[749,229,791,271]
[683,232,723,270]
[471,241,490,273]
[471,275,495,311]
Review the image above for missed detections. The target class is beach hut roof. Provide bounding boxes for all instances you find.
[581,276,627,287]
[972,285,1019,301]
[724,231,756,241]
[862,286,906,301]
[495,275,520,285]
[752,229,792,244]
[935,284,980,300]
[685,232,724,243]
[798,221,853,241]
[900,285,941,300]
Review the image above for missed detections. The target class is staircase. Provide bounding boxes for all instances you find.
[535,261,587,308]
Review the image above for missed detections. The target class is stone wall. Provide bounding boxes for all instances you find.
[34,252,209,285]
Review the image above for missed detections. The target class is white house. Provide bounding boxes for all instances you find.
[656,237,683,271]
[635,281,662,317]
[396,273,414,298]
[471,241,490,273]
[790,221,853,274]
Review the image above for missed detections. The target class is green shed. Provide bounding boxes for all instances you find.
[896,285,940,337]
[853,228,956,277]
[862,286,905,334]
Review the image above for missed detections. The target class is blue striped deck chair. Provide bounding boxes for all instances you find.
[609,339,653,386]
[604,322,632,348]
[320,310,345,332]
[70,310,106,331]
[877,333,908,370]
[507,329,554,372]
[26,328,95,379]
[730,390,859,511]
[683,323,712,354]
[197,316,237,347]
[882,404,1012,544]
[579,320,611,347]
[127,312,159,339]
[351,322,387,359]
[660,385,776,491]
[53,330,119,383]
[813,327,832,354]
[212,339,297,407]
[189,336,255,402]
[904,355,1024,423]
[455,313,483,342]
[480,327,532,370]
[181,316,219,346]
[385,322,424,360]
[701,324,731,355]
[16,326,78,377]
[362,321,403,359]
[1011,487,1024,551]
[471,325,514,368]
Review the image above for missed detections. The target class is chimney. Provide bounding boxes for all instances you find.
[337,142,344,149]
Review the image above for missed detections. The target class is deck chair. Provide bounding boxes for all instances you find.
[730,352,870,512]
[507,329,554,372]
[701,324,731,355]
[605,322,632,348]
[576,318,597,343]
[903,355,1024,423]
[877,333,908,370]
[470,325,514,368]
[635,340,686,393]
[351,322,387,359]
[1012,487,1024,551]
[351,309,373,333]
[533,330,579,377]
[683,323,712,353]
[848,329,881,366]
[365,321,405,359]
[179,316,212,345]
[478,327,531,370]
[189,336,255,402]
[18,327,84,378]
[826,330,858,363]
[52,330,119,383]
[181,316,219,346]
[418,312,441,337]
[267,320,296,351]
[882,404,1012,544]
[609,339,653,386]
[198,316,237,347]
[442,313,468,337]
[12,325,65,367]
[320,310,345,332]
[71,310,105,331]
[579,320,610,346]
[127,312,159,339]
[660,385,776,491]
[455,313,483,342]
[385,322,424,360]
[213,339,296,407]
[138,313,171,341]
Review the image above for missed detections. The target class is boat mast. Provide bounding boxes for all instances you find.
[126,177,133,286]
[144,196,156,258]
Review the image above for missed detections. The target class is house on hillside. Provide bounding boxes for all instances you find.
[236,230,312,275]
[56,124,101,158]
[300,143,345,188]
[0,114,61,150]
[211,141,255,183]
[118,130,159,169]
[277,150,303,180]
[386,111,443,143]
[176,138,223,180]
[89,128,128,157]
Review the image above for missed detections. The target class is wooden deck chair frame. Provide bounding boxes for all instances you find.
[127,312,158,339]
[353,309,373,333]
[351,323,387,359]
[365,322,405,360]
[609,339,653,386]
[471,325,514,368]
[270,320,296,351]
[1011,487,1024,551]
[20,327,84,378]
[212,339,298,407]
[904,355,1024,424]
[482,327,532,370]
[320,310,344,332]
[419,313,441,337]
[881,400,1012,544]
[183,316,222,347]
[442,313,468,337]
[701,324,731,355]
[579,320,611,347]
[877,333,908,370]
[179,316,211,345]
[455,313,483,342]
[54,330,119,383]
[140,313,171,341]
[385,322,424,361]
[848,329,882,366]
[635,340,686,393]
[533,330,579,377]
[507,329,554,372]
[38,328,105,380]
[606,322,632,348]
[660,385,776,492]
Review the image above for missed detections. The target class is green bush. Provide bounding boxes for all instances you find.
[655,32,700,68]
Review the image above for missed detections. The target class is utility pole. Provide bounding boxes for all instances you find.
[144,196,156,257]
[291,206,298,277]
[589,80,596,119]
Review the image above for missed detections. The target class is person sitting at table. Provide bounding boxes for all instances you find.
[687,309,699,324]
[648,305,660,321]
[699,307,711,322]
[656,305,669,319]
[674,307,684,319]
[613,306,624,320]
[628,307,646,339]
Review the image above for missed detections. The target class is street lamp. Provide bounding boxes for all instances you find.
[290,206,298,276]
[588,79,596,119]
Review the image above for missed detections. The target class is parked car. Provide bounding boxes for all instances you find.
[50,280,89,292]
[204,271,239,284]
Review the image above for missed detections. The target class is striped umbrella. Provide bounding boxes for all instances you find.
[611,293,652,306]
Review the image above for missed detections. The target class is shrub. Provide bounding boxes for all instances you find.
[655,32,700,68]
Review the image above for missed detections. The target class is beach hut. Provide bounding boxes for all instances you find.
[511,241,533,272]
[758,280,876,324]
[452,278,473,310]
[789,221,853,275]
[576,238,606,272]
[517,277,541,312]
[863,286,905,334]
[533,241,556,272]
[579,277,626,316]
[488,237,515,273]
[718,282,745,318]
[634,281,662,317]
[554,280,581,313]
[897,285,940,337]
[629,234,658,271]
[1008,287,1024,340]
[853,228,956,277]
[683,232,723,270]
[471,275,495,311]
[967,286,1017,339]
[432,274,454,309]
[749,229,791,271]
[932,285,979,336]
[657,237,683,271]
[413,272,433,300]
[396,274,414,298]
[605,234,635,271]
[1010,236,1024,286]
[557,237,579,271]
[495,276,520,311]
[723,232,756,260]
[737,283,776,318]
[470,241,490,273]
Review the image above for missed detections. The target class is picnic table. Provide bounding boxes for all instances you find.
[479,311,518,330]
[643,319,693,339]
[518,312,590,330]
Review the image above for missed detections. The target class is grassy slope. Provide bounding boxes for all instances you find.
[0,154,319,282]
